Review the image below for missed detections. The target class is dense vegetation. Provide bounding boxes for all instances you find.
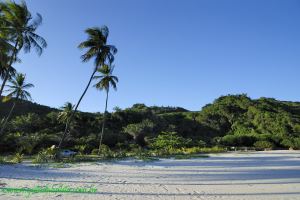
[1,1,299,160]
[1,94,300,155]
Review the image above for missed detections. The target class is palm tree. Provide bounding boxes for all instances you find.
[0,51,17,83]
[58,26,117,149]
[0,73,34,135]
[93,64,118,154]
[58,102,74,124]
[0,0,47,96]
[0,40,18,88]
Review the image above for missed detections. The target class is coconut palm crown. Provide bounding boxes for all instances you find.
[93,64,118,92]
[0,0,47,55]
[5,73,34,100]
[78,26,117,69]
[58,102,75,124]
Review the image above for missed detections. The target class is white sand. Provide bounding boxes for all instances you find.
[0,150,300,200]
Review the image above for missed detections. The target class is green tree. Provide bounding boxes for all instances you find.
[0,0,46,96]
[123,119,154,147]
[93,64,118,154]
[152,131,188,152]
[0,73,34,135]
[58,26,117,149]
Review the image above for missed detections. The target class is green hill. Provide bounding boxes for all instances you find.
[0,97,57,117]
[1,94,300,154]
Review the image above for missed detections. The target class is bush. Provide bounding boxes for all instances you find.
[254,141,274,150]
[0,156,7,164]
[91,149,99,155]
[281,139,294,149]
[11,153,23,164]
[198,140,207,148]
[281,138,300,149]
[97,145,113,158]
[74,145,87,155]
[32,146,57,163]
[33,151,49,163]
[152,131,190,152]
[221,135,256,147]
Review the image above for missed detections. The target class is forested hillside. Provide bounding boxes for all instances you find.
[1,94,300,154]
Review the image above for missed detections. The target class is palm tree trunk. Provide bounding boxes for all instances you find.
[98,90,109,155]
[0,97,18,136]
[58,68,98,149]
[0,72,10,99]
[0,41,19,97]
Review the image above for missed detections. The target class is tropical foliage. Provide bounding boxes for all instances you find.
[1,94,300,155]
[1,0,299,159]
[0,0,46,96]
[0,73,33,135]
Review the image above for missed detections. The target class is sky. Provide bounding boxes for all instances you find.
[11,0,300,112]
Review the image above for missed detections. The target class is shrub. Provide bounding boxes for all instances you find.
[11,153,23,164]
[293,138,300,149]
[281,138,300,149]
[33,150,49,163]
[74,145,87,155]
[198,140,207,148]
[152,131,189,152]
[221,135,256,147]
[0,156,7,164]
[91,149,99,155]
[281,139,294,149]
[32,146,57,163]
[254,140,274,149]
[98,145,113,158]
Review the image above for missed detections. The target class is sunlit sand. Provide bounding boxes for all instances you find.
[1,150,300,199]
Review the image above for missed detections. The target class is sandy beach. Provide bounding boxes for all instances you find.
[0,150,300,199]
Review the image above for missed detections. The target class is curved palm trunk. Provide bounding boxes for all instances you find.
[98,90,109,155]
[58,68,98,149]
[0,42,19,97]
[0,97,18,136]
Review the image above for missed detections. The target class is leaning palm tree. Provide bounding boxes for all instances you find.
[0,73,34,135]
[0,0,47,96]
[93,64,118,154]
[58,26,117,149]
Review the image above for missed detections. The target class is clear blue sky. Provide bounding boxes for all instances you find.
[13,0,300,112]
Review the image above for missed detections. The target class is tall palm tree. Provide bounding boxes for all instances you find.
[58,26,117,149]
[93,64,118,154]
[0,73,34,135]
[0,0,47,96]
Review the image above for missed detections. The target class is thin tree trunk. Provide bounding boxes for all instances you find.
[0,97,18,136]
[58,68,98,149]
[0,42,19,97]
[98,90,109,155]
